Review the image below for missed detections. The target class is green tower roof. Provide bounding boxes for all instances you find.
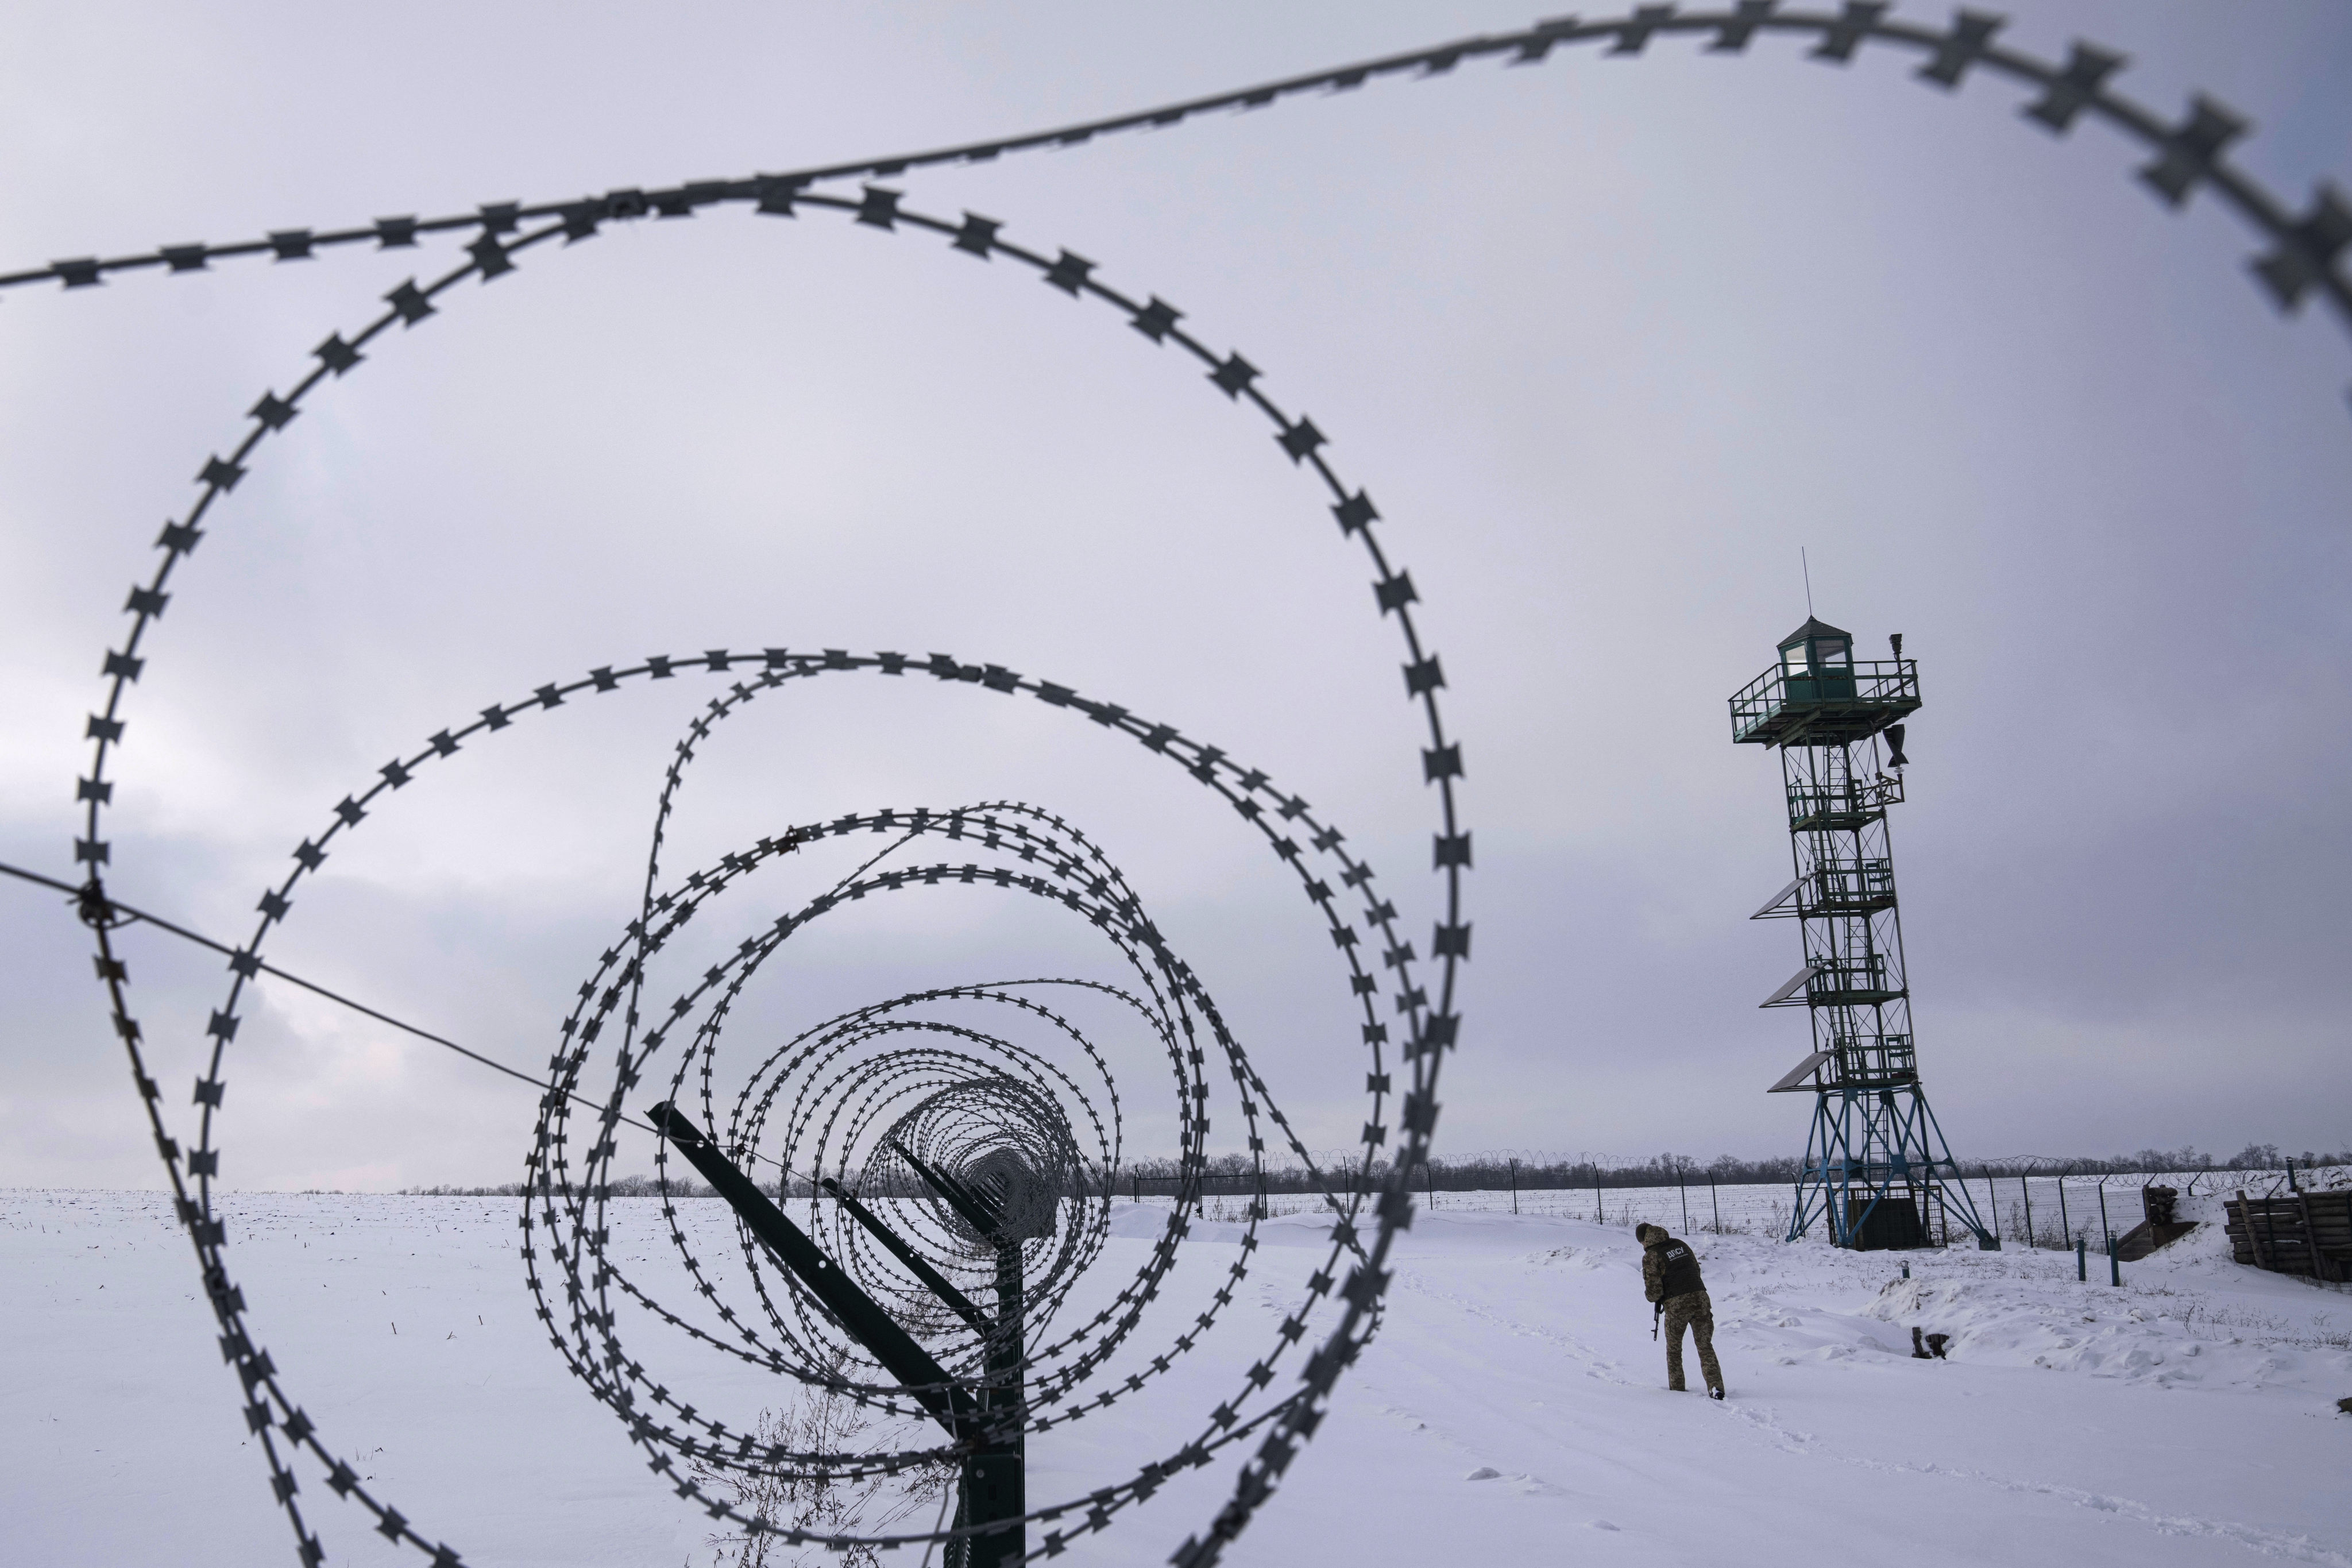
[1777,616,1851,651]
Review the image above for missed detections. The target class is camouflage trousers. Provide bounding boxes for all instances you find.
[1661,1290,1723,1393]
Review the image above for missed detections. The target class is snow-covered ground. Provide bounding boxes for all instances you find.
[6,1187,2347,1567]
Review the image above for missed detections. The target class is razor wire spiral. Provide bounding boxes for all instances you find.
[11,6,2345,1567]
[505,654,1435,1562]
[66,175,1464,1567]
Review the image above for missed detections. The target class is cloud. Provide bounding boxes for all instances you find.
[2,1,2347,1189]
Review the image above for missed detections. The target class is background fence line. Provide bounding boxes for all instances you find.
[392,1158,2345,1248]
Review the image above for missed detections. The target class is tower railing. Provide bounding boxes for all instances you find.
[1828,1033,1916,1087]
[1804,859,1895,913]
[1730,658,1918,745]
[1803,955,1902,1005]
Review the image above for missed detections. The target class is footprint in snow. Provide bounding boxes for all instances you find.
[1465,1466,1501,1481]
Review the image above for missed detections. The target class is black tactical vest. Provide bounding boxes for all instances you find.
[1654,1238,1704,1299]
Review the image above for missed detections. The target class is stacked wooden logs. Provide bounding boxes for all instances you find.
[2226,1188,2352,1281]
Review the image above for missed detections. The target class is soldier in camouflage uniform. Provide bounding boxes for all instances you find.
[1636,1222,1724,1399]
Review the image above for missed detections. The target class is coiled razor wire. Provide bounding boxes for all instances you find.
[9,7,2344,1567]
[510,656,1438,1561]
[60,176,1462,1567]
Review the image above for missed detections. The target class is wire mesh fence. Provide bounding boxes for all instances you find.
[1108,1158,2347,1254]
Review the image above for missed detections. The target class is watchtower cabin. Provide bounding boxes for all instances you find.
[1731,618,1992,1250]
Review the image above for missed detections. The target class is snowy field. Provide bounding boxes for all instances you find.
[7,1184,2349,1567]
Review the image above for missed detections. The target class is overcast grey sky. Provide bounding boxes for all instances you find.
[2,1,2348,1191]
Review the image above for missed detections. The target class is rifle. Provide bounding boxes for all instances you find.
[1652,1301,1662,1340]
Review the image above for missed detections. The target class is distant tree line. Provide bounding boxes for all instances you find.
[1106,1142,2352,1197]
[1110,1150,1798,1196]
[399,1143,2348,1200]
[403,1174,785,1199]
[402,1172,1008,1201]
[1959,1143,2350,1178]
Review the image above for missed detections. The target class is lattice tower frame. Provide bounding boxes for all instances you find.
[1766,732,1990,1247]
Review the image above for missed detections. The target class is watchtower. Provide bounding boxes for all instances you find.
[1729,619,1992,1250]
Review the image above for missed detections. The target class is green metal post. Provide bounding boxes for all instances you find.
[821,1177,991,1334]
[648,1104,970,1433]
[966,1246,1026,1568]
[893,1141,1026,1568]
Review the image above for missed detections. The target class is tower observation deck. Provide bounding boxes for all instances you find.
[1731,618,1993,1250]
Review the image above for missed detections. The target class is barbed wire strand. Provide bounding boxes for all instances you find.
[0,853,898,1178]
[5,7,2345,401]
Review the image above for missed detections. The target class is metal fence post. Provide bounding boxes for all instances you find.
[2021,1173,2033,1249]
[2076,1236,2086,1281]
[1509,1157,1518,1216]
